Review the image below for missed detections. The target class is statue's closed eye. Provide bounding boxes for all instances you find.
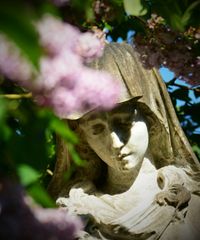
[92,123,105,135]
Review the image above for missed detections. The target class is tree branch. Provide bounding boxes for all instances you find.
[0,93,32,99]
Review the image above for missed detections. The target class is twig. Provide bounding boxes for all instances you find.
[167,78,200,92]
[0,92,32,99]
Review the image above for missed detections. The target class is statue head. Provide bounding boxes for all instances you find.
[78,99,149,172]
[67,43,199,173]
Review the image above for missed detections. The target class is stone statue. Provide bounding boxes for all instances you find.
[48,43,200,239]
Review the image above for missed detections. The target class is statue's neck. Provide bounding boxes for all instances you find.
[104,161,143,194]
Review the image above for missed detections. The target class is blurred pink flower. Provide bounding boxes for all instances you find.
[49,87,79,117]
[74,32,104,60]
[36,15,80,56]
[77,68,119,110]
[0,15,120,119]
[33,207,82,236]
[35,67,119,118]
[0,34,32,83]
[0,178,82,240]
[36,52,81,90]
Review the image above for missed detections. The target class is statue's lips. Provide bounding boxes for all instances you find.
[118,153,141,170]
[118,153,133,160]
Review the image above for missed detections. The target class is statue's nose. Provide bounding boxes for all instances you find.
[110,132,124,149]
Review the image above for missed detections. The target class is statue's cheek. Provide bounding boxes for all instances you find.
[126,121,149,156]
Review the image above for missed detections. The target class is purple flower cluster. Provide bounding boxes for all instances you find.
[0,15,119,118]
[35,15,119,118]
[134,14,200,86]
[74,31,104,60]
[0,34,33,84]
[0,179,82,240]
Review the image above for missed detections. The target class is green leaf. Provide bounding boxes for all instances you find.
[67,143,86,166]
[45,129,56,159]
[123,0,147,16]
[183,103,200,123]
[17,164,40,186]
[0,97,7,122]
[192,144,200,158]
[112,0,123,6]
[63,165,76,182]
[169,14,185,31]
[50,118,78,144]
[0,97,11,140]
[182,1,200,27]
[71,0,95,21]
[0,2,41,68]
[86,5,94,22]
[28,183,55,207]
[104,22,113,31]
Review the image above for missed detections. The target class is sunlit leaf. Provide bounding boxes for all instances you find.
[86,5,94,22]
[45,129,56,159]
[50,118,78,144]
[104,22,113,31]
[17,164,40,186]
[192,144,200,158]
[28,183,55,207]
[123,0,147,16]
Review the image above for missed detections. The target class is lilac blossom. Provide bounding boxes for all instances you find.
[35,15,119,118]
[34,66,119,118]
[35,52,82,91]
[0,34,33,83]
[0,179,82,240]
[36,15,80,56]
[47,87,79,117]
[77,68,120,110]
[47,69,119,118]
[0,15,120,118]
[33,207,82,239]
[37,15,104,61]
[74,32,104,60]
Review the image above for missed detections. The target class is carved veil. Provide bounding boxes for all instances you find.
[87,43,200,171]
[48,43,200,198]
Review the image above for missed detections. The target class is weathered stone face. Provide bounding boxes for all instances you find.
[79,102,148,171]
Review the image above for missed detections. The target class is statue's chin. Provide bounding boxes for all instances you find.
[122,155,141,170]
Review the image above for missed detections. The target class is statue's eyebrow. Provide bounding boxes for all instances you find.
[110,112,131,118]
[81,112,107,123]
[110,105,136,115]
[109,113,135,125]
